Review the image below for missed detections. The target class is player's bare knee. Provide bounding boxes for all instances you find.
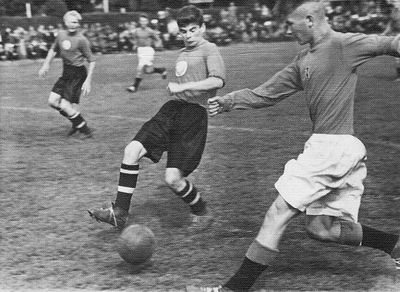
[123,141,143,164]
[164,170,184,190]
[48,93,60,108]
[306,224,331,241]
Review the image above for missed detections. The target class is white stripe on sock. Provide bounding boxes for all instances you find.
[181,182,193,198]
[120,169,139,175]
[76,121,86,129]
[189,192,200,205]
[118,186,135,194]
[70,112,80,119]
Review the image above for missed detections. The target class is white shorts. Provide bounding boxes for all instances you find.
[137,46,155,67]
[275,134,367,222]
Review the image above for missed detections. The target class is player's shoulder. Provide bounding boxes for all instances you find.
[57,30,68,38]
[199,40,221,55]
[201,40,218,49]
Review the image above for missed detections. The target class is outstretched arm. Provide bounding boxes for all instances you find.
[208,60,303,116]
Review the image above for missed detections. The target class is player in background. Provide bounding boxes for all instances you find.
[88,5,226,232]
[38,10,95,137]
[187,1,400,291]
[126,14,168,93]
[382,1,400,81]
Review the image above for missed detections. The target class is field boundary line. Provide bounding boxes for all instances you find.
[2,105,400,150]
[0,105,293,134]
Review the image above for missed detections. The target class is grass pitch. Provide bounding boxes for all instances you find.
[0,42,400,291]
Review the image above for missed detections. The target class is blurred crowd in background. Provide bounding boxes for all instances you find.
[0,1,397,61]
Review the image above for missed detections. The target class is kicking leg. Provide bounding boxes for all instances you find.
[88,141,147,228]
[187,195,301,292]
[224,195,300,291]
[306,215,399,268]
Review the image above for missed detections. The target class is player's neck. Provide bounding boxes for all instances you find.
[310,25,332,48]
[185,38,205,50]
[67,30,79,36]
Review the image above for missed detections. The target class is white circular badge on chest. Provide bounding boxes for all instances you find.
[62,40,72,50]
[175,61,188,77]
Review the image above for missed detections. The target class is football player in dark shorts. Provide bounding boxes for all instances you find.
[39,10,95,137]
[88,5,226,232]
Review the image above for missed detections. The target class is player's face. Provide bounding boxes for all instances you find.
[179,23,205,48]
[64,15,80,32]
[139,17,149,28]
[286,11,312,45]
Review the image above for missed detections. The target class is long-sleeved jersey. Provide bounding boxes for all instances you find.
[222,31,399,134]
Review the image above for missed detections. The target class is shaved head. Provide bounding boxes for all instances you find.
[289,1,326,23]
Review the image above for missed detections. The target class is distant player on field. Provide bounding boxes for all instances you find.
[382,2,400,81]
[187,1,400,291]
[126,14,168,93]
[88,5,226,232]
[39,10,95,137]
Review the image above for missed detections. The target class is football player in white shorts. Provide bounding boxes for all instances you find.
[187,1,400,291]
[126,14,167,93]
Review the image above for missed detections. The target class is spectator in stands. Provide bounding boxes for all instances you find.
[228,2,238,25]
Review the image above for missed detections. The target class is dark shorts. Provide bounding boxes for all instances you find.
[134,99,208,177]
[52,64,87,104]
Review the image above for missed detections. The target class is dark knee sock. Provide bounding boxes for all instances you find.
[114,164,139,212]
[69,112,86,129]
[361,225,399,254]
[175,180,206,215]
[224,240,277,291]
[224,257,267,291]
[133,77,142,88]
[153,67,166,74]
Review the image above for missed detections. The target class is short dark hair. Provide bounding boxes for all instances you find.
[177,5,204,27]
[139,13,149,19]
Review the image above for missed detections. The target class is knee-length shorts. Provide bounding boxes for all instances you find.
[275,134,367,222]
[52,64,87,104]
[134,100,208,177]
[137,46,155,68]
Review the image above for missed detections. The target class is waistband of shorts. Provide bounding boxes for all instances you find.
[310,133,361,143]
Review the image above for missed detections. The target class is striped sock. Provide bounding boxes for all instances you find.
[176,180,206,215]
[114,164,139,212]
[69,112,86,129]
[57,108,69,118]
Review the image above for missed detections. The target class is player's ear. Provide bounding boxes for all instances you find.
[200,23,206,33]
[306,15,314,28]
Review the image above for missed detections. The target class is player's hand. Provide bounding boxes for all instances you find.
[208,96,227,116]
[81,80,91,96]
[167,82,184,95]
[38,65,49,78]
